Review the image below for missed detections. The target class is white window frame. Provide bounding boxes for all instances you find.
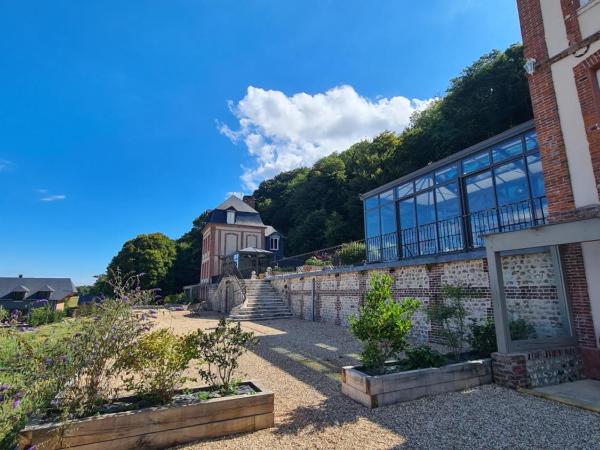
[226,210,236,224]
[270,236,279,251]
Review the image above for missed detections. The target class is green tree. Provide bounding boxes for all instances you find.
[253,44,532,255]
[108,233,177,292]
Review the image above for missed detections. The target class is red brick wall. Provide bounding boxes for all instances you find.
[573,49,600,200]
[517,0,577,218]
[560,243,597,348]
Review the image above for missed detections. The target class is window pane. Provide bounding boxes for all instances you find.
[396,182,414,198]
[415,174,433,192]
[492,137,523,163]
[380,203,396,234]
[527,153,545,198]
[366,208,380,238]
[466,170,497,246]
[524,131,538,151]
[494,159,529,205]
[399,198,418,258]
[462,151,490,174]
[416,191,437,255]
[435,164,457,184]
[436,182,463,252]
[399,198,416,228]
[380,189,394,204]
[527,152,548,224]
[365,196,378,209]
[495,159,532,231]
[435,182,461,220]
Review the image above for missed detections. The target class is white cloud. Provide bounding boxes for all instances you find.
[219,85,433,191]
[37,189,66,202]
[41,195,66,202]
[0,160,13,172]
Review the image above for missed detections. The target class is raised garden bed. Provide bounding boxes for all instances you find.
[341,359,492,408]
[18,381,274,450]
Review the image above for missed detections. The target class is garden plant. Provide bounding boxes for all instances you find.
[0,269,261,449]
[427,285,469,361]
[349,273,420,374]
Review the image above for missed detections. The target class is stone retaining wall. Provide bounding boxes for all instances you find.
[269,251,566,347]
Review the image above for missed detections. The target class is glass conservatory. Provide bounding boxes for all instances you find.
[362,121,548,262]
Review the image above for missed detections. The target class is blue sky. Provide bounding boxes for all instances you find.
[0,1,522,286]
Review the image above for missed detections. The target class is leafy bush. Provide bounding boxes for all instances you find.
[304,256,331,266]
[427,285,468,361]
[469,317,497,356]
[349,274,420,374]
[193,318,257,395]
[115,329,197,403]
[164,293,186,304]
[510,318,537,341]
[0,306,7,323]
[335,242,366,265]
[403,346,447,370]
[27,304,65,327]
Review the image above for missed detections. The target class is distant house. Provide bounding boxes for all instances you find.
[0,276,77,311]
[264,226,285,260]
[199,195,284,284]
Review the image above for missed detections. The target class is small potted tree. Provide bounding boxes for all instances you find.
[341,276,492,408]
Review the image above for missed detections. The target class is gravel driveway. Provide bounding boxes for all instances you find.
[156,311,600,450]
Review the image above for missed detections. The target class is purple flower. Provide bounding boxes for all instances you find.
[12,399,21,409]
[0,384,10,392]
[25,444,38,450]
[59,355,68,363]
[44,357,53,366]
[74,332,82,338]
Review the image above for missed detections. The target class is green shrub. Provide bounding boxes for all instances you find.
[0,306,7,323]
[404,346,447,370]
[304,256,331,266]
[469,317,497,356]
[28,305,65,327]
[115,329,197,403]
[164,293,186,304]
[192,318,257,395]
[509,318,537,341]
[335,242,366,265]
[427,285,468,361]
[349,274,420,374]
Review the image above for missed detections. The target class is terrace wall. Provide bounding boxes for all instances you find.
[268,251,560,347]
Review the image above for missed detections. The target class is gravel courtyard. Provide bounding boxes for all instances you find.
[155,310,600,450]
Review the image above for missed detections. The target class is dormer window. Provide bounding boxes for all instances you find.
[11,285,29,300]
[270,236,279,251]
[226,210,236,224]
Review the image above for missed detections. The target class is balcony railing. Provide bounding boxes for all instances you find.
[367,196,547,263]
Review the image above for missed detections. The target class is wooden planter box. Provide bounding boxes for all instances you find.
[341,359,492,408]
[19,381,274,450]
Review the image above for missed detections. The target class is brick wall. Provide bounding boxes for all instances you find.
[517,0,577,218]
[574,48,600,200]
[492,347,583,388]
[270,252,567,347]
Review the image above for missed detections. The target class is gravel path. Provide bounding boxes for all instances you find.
[156,311,600,450]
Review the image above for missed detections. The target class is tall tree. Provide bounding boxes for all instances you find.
[107,233,177,292]
[253,44,533,254]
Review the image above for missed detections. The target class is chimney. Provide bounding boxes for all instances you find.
[242,195,256,209]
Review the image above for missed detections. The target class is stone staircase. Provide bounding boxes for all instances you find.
[229,279,293,321]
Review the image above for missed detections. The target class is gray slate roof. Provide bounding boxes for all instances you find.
[0,277,76,301]
[215,195,259,213]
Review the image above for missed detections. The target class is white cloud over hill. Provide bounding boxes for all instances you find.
[220,85,433,191]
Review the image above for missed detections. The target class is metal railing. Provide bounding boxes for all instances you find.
[367,196,548,263]
[271,240,367,274]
